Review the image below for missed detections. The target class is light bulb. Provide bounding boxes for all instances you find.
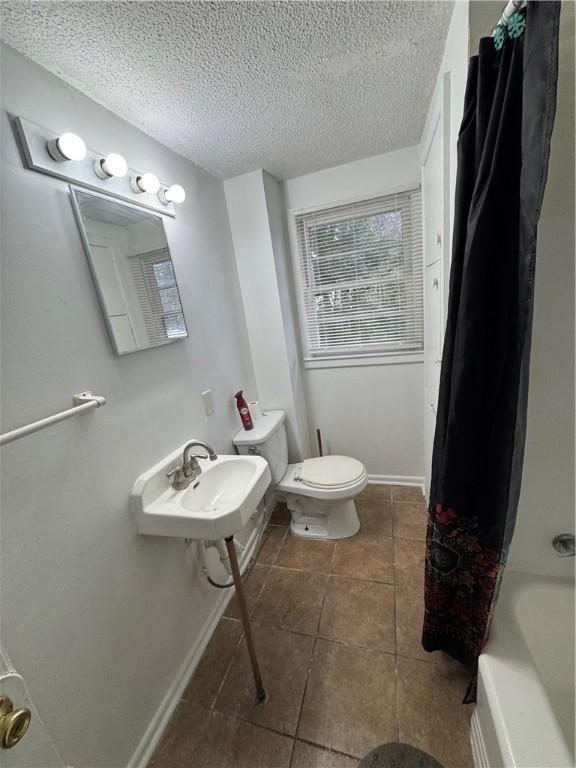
[132,172,160,194]
[47,132,87,162]
[159,183,186,205]
[94,152,128,179]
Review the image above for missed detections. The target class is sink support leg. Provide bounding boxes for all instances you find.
[224,536,266,704]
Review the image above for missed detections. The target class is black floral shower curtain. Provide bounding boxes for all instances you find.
[422,1,561,678]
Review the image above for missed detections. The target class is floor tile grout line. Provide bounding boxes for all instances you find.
[208,620,247,711]
[259,522,289,567]
[394,653,400,744]
[271,524,289,566]
[245,561,271,616]
[210,687,299,742]
[272,569,395,585]
[289,636,319,767]
[391,538,400,745]
[265,561,395,586]
[248,618,398,657]
[200,702,361,763]
[314,571,330,636]
[190,704,297,747]
[294,735,362,762]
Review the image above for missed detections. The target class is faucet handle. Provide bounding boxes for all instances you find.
[166,465,189,490]
[167,465,185,480]
[182,454,205,478]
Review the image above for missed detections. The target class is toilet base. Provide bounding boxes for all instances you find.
[285,496,360,540]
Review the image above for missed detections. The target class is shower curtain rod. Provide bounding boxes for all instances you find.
[492,0,526,35]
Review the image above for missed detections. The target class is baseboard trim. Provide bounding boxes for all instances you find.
[127,590,230,768]
[367,474,425,490]
[470,709,488,768]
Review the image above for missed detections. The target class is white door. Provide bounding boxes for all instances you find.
[424,260,443,498]
[0,649,64,768]
[88,241,137,353]
[422,108,446,499]
[422,115,444,269]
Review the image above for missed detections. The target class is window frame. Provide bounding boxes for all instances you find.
[288,184,424,368]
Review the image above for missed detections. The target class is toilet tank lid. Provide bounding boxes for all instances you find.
[233,410,286,446]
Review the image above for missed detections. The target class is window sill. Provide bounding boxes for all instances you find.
[303,352,424,370]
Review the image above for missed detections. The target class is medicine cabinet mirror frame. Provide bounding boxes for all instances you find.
[71,187,189,355]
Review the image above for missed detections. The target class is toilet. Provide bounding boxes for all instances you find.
[233,410,367,540]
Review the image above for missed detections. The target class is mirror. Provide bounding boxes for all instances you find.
[71,188,188,354]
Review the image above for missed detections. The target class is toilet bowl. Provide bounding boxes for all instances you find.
[233,410,367,540]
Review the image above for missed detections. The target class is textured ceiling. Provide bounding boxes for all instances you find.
[1,1,453,180]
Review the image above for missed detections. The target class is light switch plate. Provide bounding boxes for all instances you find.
[202,389,215,416]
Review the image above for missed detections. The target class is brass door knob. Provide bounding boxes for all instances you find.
[0,696,31,749]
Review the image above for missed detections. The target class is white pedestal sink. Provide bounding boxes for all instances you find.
[131,442,271,541]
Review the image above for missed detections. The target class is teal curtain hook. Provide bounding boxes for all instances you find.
[493,24,507,50]
[507,11,527,39]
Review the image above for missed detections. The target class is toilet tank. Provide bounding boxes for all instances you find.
[233,410,288,484]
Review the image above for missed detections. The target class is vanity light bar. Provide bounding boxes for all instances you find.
[45,131,185,203]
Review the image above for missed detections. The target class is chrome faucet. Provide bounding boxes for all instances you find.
[167,441,217,490]
[552,533,575,557]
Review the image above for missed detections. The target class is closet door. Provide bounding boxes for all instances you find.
[422,104,447,499]
[424,260,443,495]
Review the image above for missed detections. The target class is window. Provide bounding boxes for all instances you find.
[129,248,187,344]
[293,189,423,359]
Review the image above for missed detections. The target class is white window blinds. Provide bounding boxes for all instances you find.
[294,188,423,358]
[128,248,187,346]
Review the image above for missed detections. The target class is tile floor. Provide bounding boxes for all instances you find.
[151,485,474,768]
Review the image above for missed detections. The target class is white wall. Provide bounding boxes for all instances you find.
[284,147,425,482]
[1,43,257,767]
[507,1,575,578]
[262,171,311,459]
[468,2,575,578]
[224,170,311,461]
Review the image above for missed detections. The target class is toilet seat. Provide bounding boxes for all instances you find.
[295,456,366,489]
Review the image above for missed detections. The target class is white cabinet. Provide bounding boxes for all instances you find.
[419,7,469,499]
[423,115,444,269]
[421,91,449,499]
[424,260,443,495]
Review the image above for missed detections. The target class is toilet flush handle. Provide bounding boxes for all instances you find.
[248,445,260,455]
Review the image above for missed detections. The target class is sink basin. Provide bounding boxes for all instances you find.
[131,444,271,541]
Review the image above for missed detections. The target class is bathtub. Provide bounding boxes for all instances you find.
[472,570,575,768]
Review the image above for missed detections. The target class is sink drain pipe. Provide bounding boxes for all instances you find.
[200,508,267,589]
[225,535,266,703]
[203,538,241,585]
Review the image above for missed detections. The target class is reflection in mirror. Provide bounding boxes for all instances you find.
[71,188,188,354]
